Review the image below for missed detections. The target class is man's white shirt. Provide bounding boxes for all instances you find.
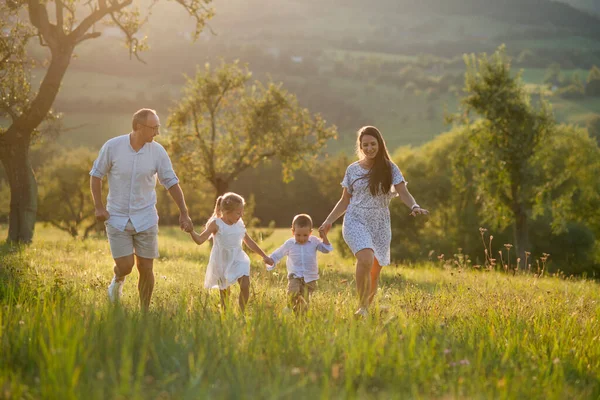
[90,134,179,232]
[268,236,333,282]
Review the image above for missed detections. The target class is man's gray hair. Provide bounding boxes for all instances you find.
[132,108,157,131]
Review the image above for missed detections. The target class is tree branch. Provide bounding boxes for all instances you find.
[74,32,102,44]
[56,0,64,36]
[28,0,57,48]
[69,0,132,43]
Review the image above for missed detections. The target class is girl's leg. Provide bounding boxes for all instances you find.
[219,288,229,310]
[368,258,383,305]
[238,276,250,312]
[355,249,375,309]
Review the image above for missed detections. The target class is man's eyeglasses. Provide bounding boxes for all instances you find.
[139,122,160,132]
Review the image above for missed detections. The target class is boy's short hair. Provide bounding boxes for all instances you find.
[292,214,313,230]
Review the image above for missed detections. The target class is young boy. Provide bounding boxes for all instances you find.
[266,214,333,313]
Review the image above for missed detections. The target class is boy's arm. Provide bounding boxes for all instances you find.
[243,233,272,264]
[190,220,217,246]
[267,242,290,270]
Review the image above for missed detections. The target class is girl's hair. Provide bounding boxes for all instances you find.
[355,126,393,196]
[211,192,245,220]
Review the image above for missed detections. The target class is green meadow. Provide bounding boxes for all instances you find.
[1,224,599,399]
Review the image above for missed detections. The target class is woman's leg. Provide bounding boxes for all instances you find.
[369,258,383,305]
[238,276,250,312]
[355,249,375,309]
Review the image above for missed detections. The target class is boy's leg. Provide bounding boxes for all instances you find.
[287,276,301,312]
[305,280,317,309]
[238,276,250,312]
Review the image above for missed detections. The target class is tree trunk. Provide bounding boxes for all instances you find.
[213,177,230,200]
[0,142,37,243]
[0,41,74,243]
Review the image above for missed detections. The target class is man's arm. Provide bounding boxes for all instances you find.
[167,183,193,232]
[90,176,109,222]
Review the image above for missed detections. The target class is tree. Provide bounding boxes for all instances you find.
[37,148,104,239]
[0,0,213,244]
[585,65,600,96]
[586,114,600,145]
[543,63,563,87]
[455,45,555,260]
[166,61,337,199]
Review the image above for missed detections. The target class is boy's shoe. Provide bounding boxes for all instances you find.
[108,275,125,303]
[354,307,369,319]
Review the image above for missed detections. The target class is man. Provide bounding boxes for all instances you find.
[90,108,193,311]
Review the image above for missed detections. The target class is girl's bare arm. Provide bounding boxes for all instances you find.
[190,220,218,245]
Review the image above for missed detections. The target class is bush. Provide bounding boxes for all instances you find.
[37,148,104,239]
[557,84,585,99]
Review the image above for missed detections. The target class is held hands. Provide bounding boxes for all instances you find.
[95,207,110,222]
[179,213,193,233]
[318,221,332,238]
[263,256,274,266]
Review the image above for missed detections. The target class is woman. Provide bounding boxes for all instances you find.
[319,126,429,317]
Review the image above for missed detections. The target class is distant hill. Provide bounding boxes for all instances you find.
[560,0,600,16]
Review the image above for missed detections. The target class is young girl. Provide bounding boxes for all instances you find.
[319,126,429,318]
[189,192,272,312]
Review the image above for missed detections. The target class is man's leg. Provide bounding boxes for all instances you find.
[106,223,135,303]
[136,256,154,312]
[133,224,159,311]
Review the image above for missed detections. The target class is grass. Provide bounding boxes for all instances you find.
[1,224,599,399]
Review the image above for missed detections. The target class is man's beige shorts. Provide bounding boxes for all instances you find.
[105,221,159,259]
[287,276,317,297]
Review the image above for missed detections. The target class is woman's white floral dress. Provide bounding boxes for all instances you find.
[341,161,405,266]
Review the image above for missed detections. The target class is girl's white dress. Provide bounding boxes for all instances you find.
[204,217,250,290]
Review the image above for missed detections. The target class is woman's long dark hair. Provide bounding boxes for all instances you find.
[356,126,393,196]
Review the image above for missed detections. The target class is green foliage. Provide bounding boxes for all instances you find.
[586,114,600,144]
[585,65,600,96]
[385,122,600,273]
[543,63,564,87]
[454,45,555,256]
[37,148,103,239]
[166,61,337,196]
[557,84,586,99]
[531,125,600,235]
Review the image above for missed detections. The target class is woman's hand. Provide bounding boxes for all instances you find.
[318,221,333,237]
[410,207,429,217]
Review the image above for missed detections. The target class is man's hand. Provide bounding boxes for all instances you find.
[179,213,193,232]
[95,207,110,222]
